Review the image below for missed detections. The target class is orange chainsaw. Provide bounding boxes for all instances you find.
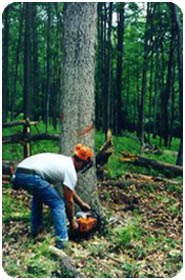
[69,210,103,240]
[76,211,98,233]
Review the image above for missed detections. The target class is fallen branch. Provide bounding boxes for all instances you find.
[125,172,182,185]
[49,245,84,278]
[2,120,39,128]
[105,253,123,264]
[2,133,59,144]
[120,151,183,177]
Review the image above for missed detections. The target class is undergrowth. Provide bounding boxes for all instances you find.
[3,120,182,180]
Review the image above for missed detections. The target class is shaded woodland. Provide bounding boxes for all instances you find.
[2,2,183,165]
[2,3,183,278]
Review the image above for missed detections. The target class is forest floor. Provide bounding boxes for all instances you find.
[2,172,183,278]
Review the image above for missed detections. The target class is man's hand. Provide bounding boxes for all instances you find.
[80,202,91,212]
[70,220,79,230]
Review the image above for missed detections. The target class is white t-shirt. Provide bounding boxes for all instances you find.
[17,153,77,191]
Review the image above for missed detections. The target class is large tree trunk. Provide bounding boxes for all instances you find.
[60,3,103,215]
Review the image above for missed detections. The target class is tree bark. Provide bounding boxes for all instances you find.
[60,3,103,216]
[137,3,152,145]
[115,3,125,135]
[45,3,51,132]
[2,6,9,122]
[160,24,175,146]
[24,3,32,120]
[11,5,24,121]
[170,4,183,166]
[23,3,32,158]
[32,3,40,121]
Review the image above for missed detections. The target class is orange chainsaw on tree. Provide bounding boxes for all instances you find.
[69,210,104,239]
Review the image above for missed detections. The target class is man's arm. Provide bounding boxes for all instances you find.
[73,191,91,211]
[63,186,78,229]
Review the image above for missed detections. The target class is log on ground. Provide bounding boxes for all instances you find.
[49,245,84,278]
[120,151,183,176]
[2,133,60,144]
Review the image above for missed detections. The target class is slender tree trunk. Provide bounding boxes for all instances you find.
[23,3,32,158]
[61,3,102,215]
[24,3,32,120]
[95,3,103,129]
[161,25,175,146]
[32,4,40,121]
[106,2,113,132]
[170,4,183,166]
[159,34,165,145]
[53,2,63,130]
[169,62,176,148]
[137,3,151,146]
[2,6,9,122]
[10,6,24,121]
[103,3,112,135]
[153,51,159,138]
[148,55,153,141]
[45,3,51,132]
[115,3,125,135]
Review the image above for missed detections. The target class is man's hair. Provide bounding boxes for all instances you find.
[73,154,86,163]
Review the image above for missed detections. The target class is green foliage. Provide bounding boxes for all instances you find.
[3,122,181,181]
[2,120,60,160]
[115,218,145,248]
[95,131,181,179]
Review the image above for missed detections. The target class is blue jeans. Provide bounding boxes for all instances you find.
[15,172,68,241]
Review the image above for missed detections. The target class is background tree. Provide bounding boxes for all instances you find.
[115,3,125,135]
[170,3,183,166]
[2,5,9,122]
[60,3,102,214]
[23,2,32,120]
[137,3,152,146]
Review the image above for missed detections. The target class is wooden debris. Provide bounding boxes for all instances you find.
[105,253,123,264]
[96,129,114,167]
[2,174,10,185]
[125,173,182,185]
[2,120,39,128]
[120,151,183,177]
[2,133,59,144]
[49,245,84,278]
